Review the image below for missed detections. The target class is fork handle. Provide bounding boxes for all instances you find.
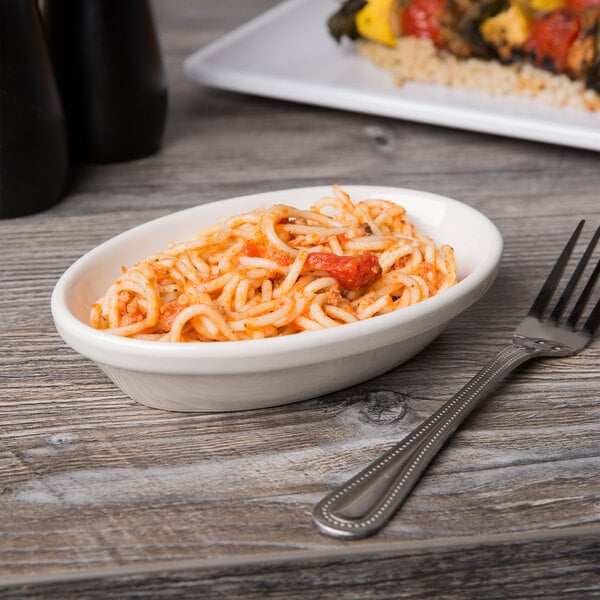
[312,344,536,539]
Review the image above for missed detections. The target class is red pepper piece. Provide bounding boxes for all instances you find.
[524,9,581,73]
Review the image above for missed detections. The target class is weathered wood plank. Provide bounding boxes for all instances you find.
[1,530,599,599]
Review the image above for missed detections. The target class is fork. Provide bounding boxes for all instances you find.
[313,221,600,539]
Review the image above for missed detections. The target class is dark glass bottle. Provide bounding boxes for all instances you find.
[0,0,69,219]
[42,0,168,164]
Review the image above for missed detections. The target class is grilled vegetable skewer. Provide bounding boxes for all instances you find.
[327,0,600,94]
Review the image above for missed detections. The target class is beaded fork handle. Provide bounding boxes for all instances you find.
[312,343,539,539]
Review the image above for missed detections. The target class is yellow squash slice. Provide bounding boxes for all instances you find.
[356,0,399,47]
[528,0,566,12]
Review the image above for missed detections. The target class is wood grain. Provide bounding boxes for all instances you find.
[1,0,599,596]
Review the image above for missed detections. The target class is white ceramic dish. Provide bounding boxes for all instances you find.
[51,185,502,412]
[184,0,600,152]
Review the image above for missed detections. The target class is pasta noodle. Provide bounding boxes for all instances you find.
[90,185,457,342]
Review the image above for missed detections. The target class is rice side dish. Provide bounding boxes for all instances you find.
[358,37,600,110]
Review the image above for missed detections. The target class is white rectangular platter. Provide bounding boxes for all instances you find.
[184,0,600,152]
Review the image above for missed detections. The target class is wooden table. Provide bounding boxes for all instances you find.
[2,1,599,597]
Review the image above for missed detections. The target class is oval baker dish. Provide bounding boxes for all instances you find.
[51,185,503,411]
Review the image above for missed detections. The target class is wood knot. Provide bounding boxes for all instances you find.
[357,390,408,425]
[364,125,394,152]
[48,433,72,448]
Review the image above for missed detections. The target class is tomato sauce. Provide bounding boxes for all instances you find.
[159,296,189,331]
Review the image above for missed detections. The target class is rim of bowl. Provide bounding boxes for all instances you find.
[51,185,503,373]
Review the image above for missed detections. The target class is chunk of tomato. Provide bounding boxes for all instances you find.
[401,0,446,48]
[305,252,382,290]
[242,241,294,266]
[565,0,600,10]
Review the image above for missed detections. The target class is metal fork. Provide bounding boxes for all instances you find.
[313,221,600,539]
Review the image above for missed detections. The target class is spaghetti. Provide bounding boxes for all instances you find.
[90,186,457,342]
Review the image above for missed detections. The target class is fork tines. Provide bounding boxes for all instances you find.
[528,221,600,335]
